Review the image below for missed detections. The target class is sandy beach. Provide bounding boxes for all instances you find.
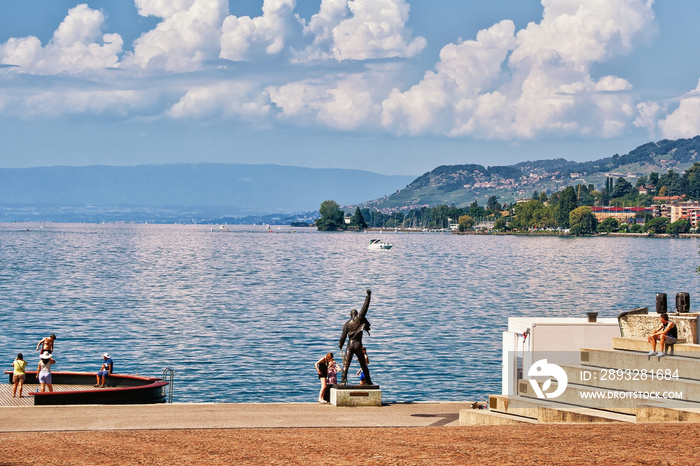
[1,402,699,465]
[3,424,700,465]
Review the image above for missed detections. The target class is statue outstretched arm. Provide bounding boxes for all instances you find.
[358,289,371,320]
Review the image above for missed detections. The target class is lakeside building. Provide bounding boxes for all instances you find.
[591,206,652,223]
[593,202,700,227]
[657,201,700,226]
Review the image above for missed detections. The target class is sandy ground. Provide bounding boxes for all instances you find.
[1,423,698,465]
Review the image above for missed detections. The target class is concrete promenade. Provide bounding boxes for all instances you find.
[0,401,466,432]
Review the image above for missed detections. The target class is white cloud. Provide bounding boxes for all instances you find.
[267,65,397,130]
[510,0,656,71]
[0,0,671,144]
[0,36,43,70]
[295,0,426,62]
[497,0,653,139]
[135,0,196,19]
[658,80,700,139]
[381,20,516,135]
[18,89,150,118]
[296,0,347,61]
[168,82,272,120]
[124,0,228,72]
[220,0,299,61]
[0,4,123,74]
[329,0,426,60]
[379,0,655,139]
[634,101,662,133]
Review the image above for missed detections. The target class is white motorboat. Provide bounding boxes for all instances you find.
[368,239,393,250]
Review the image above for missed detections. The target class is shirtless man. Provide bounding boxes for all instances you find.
[36,334,56,353]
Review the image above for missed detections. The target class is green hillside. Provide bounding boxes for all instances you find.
[362,136,700,210]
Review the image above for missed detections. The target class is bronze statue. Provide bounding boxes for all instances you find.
[339,289,373,385]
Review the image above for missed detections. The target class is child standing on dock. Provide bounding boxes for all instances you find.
[326,354,340,386]
[356,347,370,384]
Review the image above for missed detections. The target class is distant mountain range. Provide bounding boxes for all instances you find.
[4,137,700,223]
[362,136,700,211]
[0,164,414,223]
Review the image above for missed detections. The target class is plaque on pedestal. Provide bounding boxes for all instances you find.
[330,385,382,407]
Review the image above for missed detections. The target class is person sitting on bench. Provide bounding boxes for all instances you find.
[647,313,677,357]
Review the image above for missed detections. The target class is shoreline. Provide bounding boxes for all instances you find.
[368,227,700,239]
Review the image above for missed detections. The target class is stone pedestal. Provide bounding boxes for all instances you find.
[330,385,381,407]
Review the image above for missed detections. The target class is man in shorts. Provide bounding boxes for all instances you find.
[95,353,113,388]
[647,313,677,357]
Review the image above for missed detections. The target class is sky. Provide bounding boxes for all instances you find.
[1,0,700,176]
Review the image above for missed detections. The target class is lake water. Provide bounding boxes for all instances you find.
[1,223,699,403]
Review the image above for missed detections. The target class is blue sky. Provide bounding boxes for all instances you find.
[1,0,699,176]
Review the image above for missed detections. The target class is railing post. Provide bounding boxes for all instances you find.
[162,368,174,403]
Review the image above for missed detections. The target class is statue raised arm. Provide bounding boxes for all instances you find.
[338,289,373,385]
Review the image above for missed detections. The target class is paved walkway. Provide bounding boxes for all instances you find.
[0,401,468,432]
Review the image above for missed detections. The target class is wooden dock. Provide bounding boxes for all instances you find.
[1,383,97,407]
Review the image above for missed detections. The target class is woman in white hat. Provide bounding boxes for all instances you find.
[37,352,56,392]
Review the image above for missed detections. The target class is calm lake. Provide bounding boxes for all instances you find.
[1,223,699,403]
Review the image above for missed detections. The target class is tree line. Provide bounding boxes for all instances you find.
[315,198,502,232]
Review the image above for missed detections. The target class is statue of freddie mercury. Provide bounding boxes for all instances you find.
[338,289,372,385]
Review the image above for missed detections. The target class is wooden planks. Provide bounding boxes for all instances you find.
[1,383,98,407]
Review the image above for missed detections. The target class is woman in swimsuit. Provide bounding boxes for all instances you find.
[37,352,56,392]
[315,353,333,403]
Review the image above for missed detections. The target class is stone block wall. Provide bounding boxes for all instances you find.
[619,313,699,343]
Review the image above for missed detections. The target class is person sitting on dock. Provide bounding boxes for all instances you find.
[36,334,56,353]
[647,313,677,357]
[95,353,113,388]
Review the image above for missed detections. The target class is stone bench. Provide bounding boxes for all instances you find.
[617,312,699,344]
[612,337,700,357]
